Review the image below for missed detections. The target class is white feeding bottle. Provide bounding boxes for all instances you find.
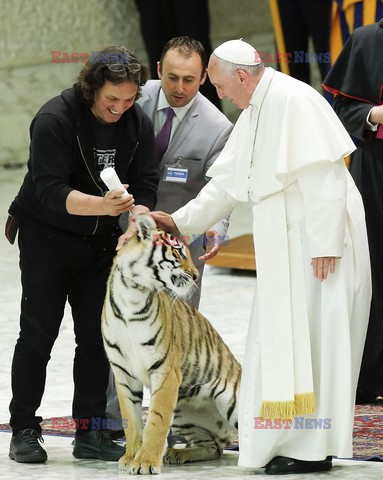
[100,167,130,199]
[100,167,133,216]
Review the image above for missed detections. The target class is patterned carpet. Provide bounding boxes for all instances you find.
[353,403,383,460]
[1,404,382,461]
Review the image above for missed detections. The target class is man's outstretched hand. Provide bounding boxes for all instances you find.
[150,211,177,233]
[198,230,221,262]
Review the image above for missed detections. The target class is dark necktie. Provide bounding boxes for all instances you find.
[154,107,175,161]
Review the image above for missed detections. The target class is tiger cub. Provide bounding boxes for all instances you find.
[102,214,241,474]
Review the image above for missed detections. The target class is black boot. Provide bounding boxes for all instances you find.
[9,429,47,463]
[72,429,125,461]
[265,455,332,475]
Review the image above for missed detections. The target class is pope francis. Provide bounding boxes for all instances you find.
[140,39,372,475]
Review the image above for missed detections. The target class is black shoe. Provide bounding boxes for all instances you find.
[167,431,188,448]
[224,443,239,451]
[9,429,47,463]
[356,387,380,404]
[265,456,332,475]
[72,429,125,461]
[107,429,125,441]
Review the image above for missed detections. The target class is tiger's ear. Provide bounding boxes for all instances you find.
[136,214,157,242]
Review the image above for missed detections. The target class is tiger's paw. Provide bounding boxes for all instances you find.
[118,444,142,472]
[129,457,162,475]
[129,462,161,475]
[119,454,132,471]
[125,446,161,475]
[163,445,221,464]
[163,447,188,464]
[118,452,137,472]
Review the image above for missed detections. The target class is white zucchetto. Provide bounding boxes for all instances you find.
[213,39,262,65]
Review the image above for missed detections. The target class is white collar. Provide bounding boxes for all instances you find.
[249,67,275,108]
[157,88,196,122]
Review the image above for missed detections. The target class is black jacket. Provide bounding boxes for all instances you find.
[9,87,159,235]
[323,21,383,145]
[323,21,383,105]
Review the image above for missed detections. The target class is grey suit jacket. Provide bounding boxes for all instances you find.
[137,80,232,228]
[136,81,233,305]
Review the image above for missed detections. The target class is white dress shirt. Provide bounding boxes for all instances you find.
[154,89,196,142]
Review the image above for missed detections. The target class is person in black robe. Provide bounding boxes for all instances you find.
[323,19,383,404]
[134,0,221,110]
[268,0,333,84]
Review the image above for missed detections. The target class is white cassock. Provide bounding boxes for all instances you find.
[172,67,372,468]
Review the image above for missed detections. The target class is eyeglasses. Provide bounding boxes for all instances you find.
[106,63,142,79]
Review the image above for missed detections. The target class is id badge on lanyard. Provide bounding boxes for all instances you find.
[163,157,188,183]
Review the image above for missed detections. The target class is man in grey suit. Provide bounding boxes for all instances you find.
[107,37,233,435]
[119,36,233,307]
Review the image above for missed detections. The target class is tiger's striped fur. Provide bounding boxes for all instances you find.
[102,214,241,474]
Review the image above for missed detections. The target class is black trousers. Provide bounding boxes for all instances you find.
[134,0,221,110]
[9,219,119,434]
[277,0,332,83]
